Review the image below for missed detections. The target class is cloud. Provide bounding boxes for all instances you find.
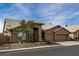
[15,4,32,16]
[0,3,33,20]
[35,4,67,25]
[0,3,79,32]
[36,4,64,18]
[0,19,4,33]
[40,16,67,25]
[36,4,79,25]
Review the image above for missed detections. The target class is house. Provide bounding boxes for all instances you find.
[3,18,44,42]
[3,18,20,36]
[65,25,79,40]
[3,18,71,43]
[42,24,71,42]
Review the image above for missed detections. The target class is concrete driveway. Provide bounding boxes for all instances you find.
[56,41,79,46]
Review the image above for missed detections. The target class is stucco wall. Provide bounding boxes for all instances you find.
[45,26,61,34]
[55,28,70,34]
[45,33,54,41]
[44,28,70,42]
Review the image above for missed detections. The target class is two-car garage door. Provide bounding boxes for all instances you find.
[55,34,68,41]
[44,27,70,42]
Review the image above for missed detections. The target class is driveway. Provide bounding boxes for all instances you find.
[56,41,79,46]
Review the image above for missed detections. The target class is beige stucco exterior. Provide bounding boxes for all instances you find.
[33,24,43,41]
[54,28,70,41]
[44,25,60,42]
[44,27,71,42]
[3,19,71,42]
[3,19,44,42]
[3,19,20,36]
[65,25,79,39]
[38,25,43,41]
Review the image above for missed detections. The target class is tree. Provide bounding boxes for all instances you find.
[7,20,27,43]
[12,20,37,43]
[26,21,36,43]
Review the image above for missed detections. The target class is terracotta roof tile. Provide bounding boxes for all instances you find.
[4,18,44,29]
[64,24,79,33]
[42,24,57,30]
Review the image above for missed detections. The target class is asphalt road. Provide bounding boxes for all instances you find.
[0,45,79,56]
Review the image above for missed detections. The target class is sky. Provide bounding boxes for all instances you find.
[0,3,79,32]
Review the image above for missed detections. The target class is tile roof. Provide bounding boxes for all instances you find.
[53,27,71,33]
[5,18,20,28]
[31,20,44,25]
[64,24,79,33]
[42,24,57,30]
[4,18,44,29]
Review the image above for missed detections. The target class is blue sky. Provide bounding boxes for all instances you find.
[0,3,79,32]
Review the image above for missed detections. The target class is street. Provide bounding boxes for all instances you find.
[0,45,79,56]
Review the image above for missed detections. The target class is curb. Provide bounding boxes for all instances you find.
[0,45,61,53]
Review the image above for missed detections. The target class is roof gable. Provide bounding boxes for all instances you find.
[4,18,44,29]
[64,24,79,33]
[42,24,61,30]
[42,24,61,32]
[5,19,20,28]
[54,27,71,34]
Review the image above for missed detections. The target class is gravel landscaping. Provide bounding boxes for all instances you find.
[0,42,59,50]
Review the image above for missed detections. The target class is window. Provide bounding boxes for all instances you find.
[17,32,27,40]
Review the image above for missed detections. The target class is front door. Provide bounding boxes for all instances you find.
[33,28,39,42]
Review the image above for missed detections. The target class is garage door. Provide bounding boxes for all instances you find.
[45,34,54,41]
[55,34,67,41]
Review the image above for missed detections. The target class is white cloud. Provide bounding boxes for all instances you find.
[0,20,4,33]
[41,16,67,25]
[0,3,79,32]
[15,3,31,16]
[38,3,79,25]
[53,16,66,20]
[36,4,64,17]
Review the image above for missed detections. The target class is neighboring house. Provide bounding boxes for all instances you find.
[42,24,71,42]
[65,25,79,40]
[74,29,79,39]
[3,18,71,42]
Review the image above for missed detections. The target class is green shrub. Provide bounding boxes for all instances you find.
[43,39,51,44]
[42,38,46,42]
[45,40,51,44]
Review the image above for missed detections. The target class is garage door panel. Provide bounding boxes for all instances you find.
[45,34,54,41]
[55,34,67,41]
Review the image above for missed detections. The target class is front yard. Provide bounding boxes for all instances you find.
[0,42,59,50]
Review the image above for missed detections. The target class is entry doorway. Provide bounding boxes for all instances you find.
[33,27,39,42]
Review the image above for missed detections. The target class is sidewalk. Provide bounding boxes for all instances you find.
[56,41,79,46]
[0,45,61,53]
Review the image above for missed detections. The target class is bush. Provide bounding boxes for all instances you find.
[0,35,10,45]
[42,38,46,42]
[45,40,51,44]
